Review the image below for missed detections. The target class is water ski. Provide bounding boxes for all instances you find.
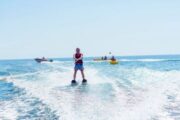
[71,80,78,85]
[81,79,87,85]
[82,79,87,83]
[71,79,87,85]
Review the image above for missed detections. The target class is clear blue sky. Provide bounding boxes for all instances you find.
[0,0,180,59]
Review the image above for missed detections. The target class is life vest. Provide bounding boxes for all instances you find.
[75,53,83,64]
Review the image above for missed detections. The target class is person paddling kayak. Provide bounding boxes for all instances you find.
[72,48,87,83]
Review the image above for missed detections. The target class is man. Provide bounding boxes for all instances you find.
[104,56,107,60]
[111,56,116,61]
[72,48,87,83]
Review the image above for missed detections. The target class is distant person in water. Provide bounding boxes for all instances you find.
[104,56,107,60]
[101,56,104,60]
[111,56,116,61]
[42,57,46,60]
[72,48,87,83]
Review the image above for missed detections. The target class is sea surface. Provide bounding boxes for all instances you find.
[0,55,180,120]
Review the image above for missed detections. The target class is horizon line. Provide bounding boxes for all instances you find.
[0,54,179,61]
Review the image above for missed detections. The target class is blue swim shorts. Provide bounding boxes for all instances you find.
[75,64,84,70]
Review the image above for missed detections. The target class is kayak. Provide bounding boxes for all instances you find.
[109,60,119,64]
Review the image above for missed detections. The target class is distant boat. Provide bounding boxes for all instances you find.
[34,57,53,63]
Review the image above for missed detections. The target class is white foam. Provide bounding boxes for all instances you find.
[5,65,180,120]
[0,101,18,120]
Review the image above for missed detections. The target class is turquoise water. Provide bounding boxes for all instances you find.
[0,55,180,120]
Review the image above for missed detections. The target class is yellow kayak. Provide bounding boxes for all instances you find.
[109,60,119,64]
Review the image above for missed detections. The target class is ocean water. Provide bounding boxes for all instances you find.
[0,55,180,120]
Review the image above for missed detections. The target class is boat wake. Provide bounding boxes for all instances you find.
[1,62,180,120]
